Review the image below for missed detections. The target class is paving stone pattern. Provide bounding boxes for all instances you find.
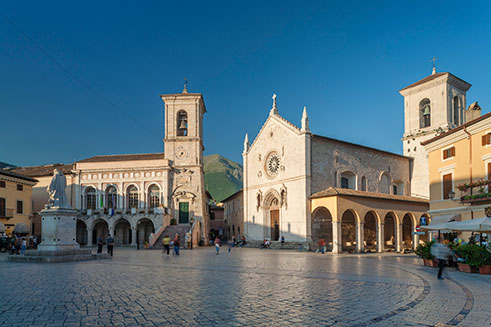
[0,248,490,327]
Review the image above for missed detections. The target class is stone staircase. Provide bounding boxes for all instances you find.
[245,240,311,250]
[153,224,191,249]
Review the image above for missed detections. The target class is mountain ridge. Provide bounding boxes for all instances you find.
[203,154,242,202]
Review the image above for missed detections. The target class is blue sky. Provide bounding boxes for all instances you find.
[1,1,491,166]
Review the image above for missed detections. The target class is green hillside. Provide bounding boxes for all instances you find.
[204,154,242,202]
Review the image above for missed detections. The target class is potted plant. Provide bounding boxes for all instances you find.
[170,218,177,225]
[415,241,437,267]
[479,245,491,275]
[455,244,480,273]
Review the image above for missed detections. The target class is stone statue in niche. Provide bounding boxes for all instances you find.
[256,191,262,212]
[46,169,71,209]
[280,185,287,209]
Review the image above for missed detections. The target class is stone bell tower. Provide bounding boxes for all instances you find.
[399,69,471,199]
[161,84,208,239]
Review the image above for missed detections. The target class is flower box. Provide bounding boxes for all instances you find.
[458,263,478,273]
[424,259,439,267]
[479,265,491,275]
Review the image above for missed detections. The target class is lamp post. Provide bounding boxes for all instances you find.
[448,190,456,201]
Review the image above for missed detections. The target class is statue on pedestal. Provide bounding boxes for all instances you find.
[46,169,71,209]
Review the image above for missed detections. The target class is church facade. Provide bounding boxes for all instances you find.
[241,70,471,252]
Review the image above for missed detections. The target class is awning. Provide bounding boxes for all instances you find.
[445,217,491,232]
[421,223,453,231]
[0,222,5,233]
[430,213,461,224]
[13,223,29,234]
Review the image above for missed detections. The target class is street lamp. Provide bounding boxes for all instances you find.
[448,190,456,201]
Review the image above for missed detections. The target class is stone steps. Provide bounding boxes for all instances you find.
[153,225,191,249]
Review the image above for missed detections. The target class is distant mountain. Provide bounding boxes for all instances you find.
[204,154,242,202]
[0,161,16,169]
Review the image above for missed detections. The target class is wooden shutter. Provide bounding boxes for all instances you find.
[443,173,453,199]
[482,134,490,146]
[488,162,491,180]
[443,149,448,160]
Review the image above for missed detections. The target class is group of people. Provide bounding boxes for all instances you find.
[213,235,247,254]
[96,234,114,257]
[161,233,181,255]
[6,235,31,255]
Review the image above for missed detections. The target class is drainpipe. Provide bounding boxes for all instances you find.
[463,126,474,220]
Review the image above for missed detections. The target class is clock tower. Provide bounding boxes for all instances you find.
[161,86,208,237]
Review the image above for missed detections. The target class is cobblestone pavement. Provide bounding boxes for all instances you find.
[0,248,490,327]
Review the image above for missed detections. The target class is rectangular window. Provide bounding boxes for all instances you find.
[341,177,349,189]
[482,133,491,146]
[0,198,5,217]
[16,200,23,214]
[443,147,455,160]
[179,202,189,224]
[0,181,5,188]
[17,184,23,191]
[443,173,453,200]
[392,185,398,195]
[210,212,215,220]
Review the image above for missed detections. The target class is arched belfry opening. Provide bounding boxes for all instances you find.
[177,110,188,136]
[419,98,431,128]
[264,192,281,241]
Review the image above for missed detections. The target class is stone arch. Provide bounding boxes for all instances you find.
[126,184,140,209]
[420,98,431,128]
[363,211,378,252]
[341,209,358,252]
[340,170,357,190]
[136,218,155,246]
[311,206,333,251]
[105,184,118,210]
[113,218,132,246]
[402,213,414,250]
[176,110,188,136]
[378,172,391,194]
[91,218,109,245]
[147,183,162,209]
[383,212,397,251]
[360,176,367,191]
[76,219,88,246]
[263,190,281,241]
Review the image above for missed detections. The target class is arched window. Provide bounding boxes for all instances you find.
[380,174,390,194]
[127,186,139,209]
[148,185,160,208]
[419,99,431,128]
[361,176,367,191]
[106,186,117,209]
[340,171,356,190]
[177,111,188,136]
[453,96,459,125]
[86,187,96,210]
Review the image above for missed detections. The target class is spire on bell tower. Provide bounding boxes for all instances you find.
[183,78,188,93]
[243,133,250,154]
[431,56,437,75]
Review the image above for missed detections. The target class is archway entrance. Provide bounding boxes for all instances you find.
[312,207,333,251]
[402,214,413,250]
[76,220,88,246]
[270,209,279,241]
[92,220,109,245]
[341,210,357,252]
[114,219,131,246]
[264,194,280,241]
[384,213,396,252]
[137,218,155,246]
[364,211,377,252]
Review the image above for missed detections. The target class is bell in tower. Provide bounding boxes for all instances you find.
[177,111,188,136]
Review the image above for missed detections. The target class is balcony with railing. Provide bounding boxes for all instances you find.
[455,179,491,204]
[0,208,15,219]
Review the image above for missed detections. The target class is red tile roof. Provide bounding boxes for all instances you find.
[76,153,165,163]
[10,163,74,177]
[399,72,470,92]
[311,187,428,203]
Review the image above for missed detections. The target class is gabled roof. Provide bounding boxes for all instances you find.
[399,72,471,92]
[11,163,74,177]
[220,189,243,203]
[77,153,165,163]
[311,187,428,203]
[0,169,38,183]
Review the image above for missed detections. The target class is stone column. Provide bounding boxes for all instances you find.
[396,223,403,252]
[332,221,342,254]
[131,227,137,246]
[87,225,93,246]
[413,232,419,251]
[378,223,384,253]
[357,222,364,253]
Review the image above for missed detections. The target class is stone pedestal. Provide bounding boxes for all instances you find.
[7,207,109,263]
[38,208,79,251]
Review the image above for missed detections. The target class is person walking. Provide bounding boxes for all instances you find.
[318,238,326,254]
[97,234,103,254]
[214,236,221,255]
[21,238,27,255]
[173,233,180,256]
[281,235,285,246]
[106,234,114,257]
[231,235,236,248]
[431,241,453,280]
[162,235,171,255]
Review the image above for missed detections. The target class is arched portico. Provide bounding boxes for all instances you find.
[311,207,333,251]
[402,213,414,251]
[91,219,109,245]
[136,218,155,247]
[114,218,132,246]
[383,212,397,252]
[363,211,378,253]
[341,209,357,252]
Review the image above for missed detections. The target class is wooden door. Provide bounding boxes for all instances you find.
[270,209,280,241]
